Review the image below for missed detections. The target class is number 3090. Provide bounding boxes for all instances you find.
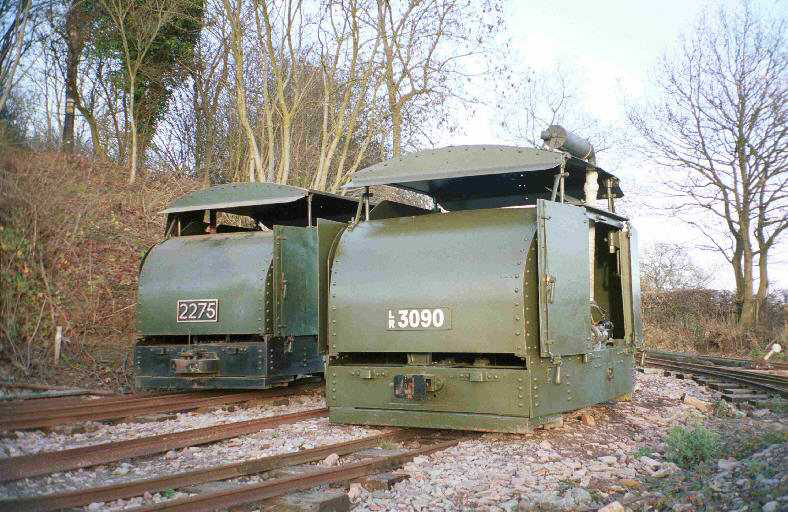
[386,308,451,330]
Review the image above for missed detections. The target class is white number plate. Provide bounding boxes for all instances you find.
[177,299,219,322]
[386,308,451,330]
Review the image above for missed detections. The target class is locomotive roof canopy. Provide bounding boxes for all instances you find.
[345,145,623,211]
[161,182,359,224]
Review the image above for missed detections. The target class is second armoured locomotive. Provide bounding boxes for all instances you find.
[134,126,641,433]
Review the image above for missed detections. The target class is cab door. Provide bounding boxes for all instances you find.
[536,199,591,357]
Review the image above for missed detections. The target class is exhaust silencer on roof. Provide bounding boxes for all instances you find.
[540,125,596,166]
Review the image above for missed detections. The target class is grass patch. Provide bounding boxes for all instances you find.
[725,431,788,460]
[633,446,652,458]
[665,426,721,469]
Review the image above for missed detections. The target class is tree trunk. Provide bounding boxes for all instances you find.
[278,115,292,183]
[128,80,138,184]
[391,106,402,157]
[62,1,80,152]
[738,226,756,329]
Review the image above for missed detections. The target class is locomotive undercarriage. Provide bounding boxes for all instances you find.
[134,335,323,390]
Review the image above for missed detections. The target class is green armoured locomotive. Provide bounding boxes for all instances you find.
[133,183,359,390]
[326,127,642,432]
[134,125,642,433]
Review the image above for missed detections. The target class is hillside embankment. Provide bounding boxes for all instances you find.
[0,150,200,390]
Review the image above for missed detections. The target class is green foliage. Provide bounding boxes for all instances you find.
[664,426,721,469]
[87,0,206,154]
[726,431,788,461]
[633,446,652,458]
[712,399,736,418]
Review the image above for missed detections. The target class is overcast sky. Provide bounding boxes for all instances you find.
[437,0,787,292]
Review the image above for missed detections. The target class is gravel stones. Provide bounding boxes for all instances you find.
[598,501,624,512]
[2,372,785,511]
[353,371,786,512]
[0,393,385,508]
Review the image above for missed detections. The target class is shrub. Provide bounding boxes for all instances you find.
[0,150,200,389]
[664,426,721,469]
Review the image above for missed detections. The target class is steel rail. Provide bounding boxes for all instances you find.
[0,382,116,396]
[643,357,788,397]
[130,438,460,512]
[0,392,222,419]
[639,350,788,371]
[1,430,415,512]
[0,408,328,482]
[0,389,299,432]
[643,356,788,386]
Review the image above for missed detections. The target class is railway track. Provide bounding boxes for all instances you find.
[0,407,328,481]
[0,425,462,512]
[2,429,427,512]
[0,385,315,431]
[638,350,788,410]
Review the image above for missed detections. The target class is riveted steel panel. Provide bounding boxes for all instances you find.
[328,208,536,355]
[528,346,634,418]
[326,365,530,419]
[620,224,643,345]
[317,220,346,353]
[536,200,591,357]
[137,232,273,335]
[272,226,319,337]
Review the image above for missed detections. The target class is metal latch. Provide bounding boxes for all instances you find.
[544,274,556,303]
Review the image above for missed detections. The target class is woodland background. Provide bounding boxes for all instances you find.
[0,0,785,390]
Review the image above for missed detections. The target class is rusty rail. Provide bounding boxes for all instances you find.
[0,408,328,481]
[0,388,305,432]
[0,392,217,418]
[131,438,459,512]
[2,430,414,512]
[0,381,116,396]
[638,350,788,398]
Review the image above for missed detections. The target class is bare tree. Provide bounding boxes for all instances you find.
[497,65,611,151]
[0,0,32,114]
[640,243,713,293]
[630,1,786,329]
[371,0,505,157]
[222,0,264,182]
[254,0,318,184]
[311,0,383,191]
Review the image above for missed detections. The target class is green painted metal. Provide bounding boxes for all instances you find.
[330,408,533,434]
[344,146,623,211]
[161,182,354,214]
[622,226,643,344]
[326,197,639,432]
[162,183,307,214]
[137,232,273,336]
[317,220,346,353]
[347,146,562,188]
[328,208,537,356]
[134,338,322,390]
[327,366,531,431]
[536,199,591,357]
[272,226,319,337]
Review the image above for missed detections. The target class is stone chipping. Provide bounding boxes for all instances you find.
[0,373,785,512]
[350,371,786,511]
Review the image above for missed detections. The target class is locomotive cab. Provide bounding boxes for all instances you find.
[326,133,642,432]
[134,183,358,390]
